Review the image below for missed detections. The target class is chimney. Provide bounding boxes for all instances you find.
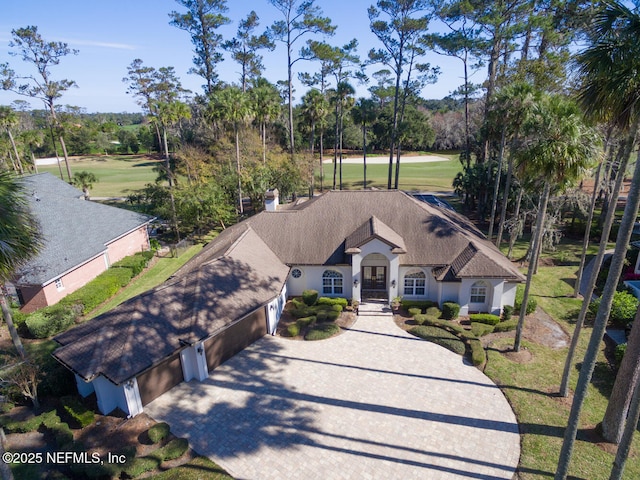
[265,188,279,212]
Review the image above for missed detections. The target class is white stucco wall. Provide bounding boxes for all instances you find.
[459,278,505,315]
[181,342,208,382]
[267,285,287,334]
[503,282,518,307]
[92,375,133,416]
[398,266,435,300]
[351,238,402,302]
[287,265,352,298]
[75,374,94,398]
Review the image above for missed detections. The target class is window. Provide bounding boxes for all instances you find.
[291,268,302,279]
[322,270,343,295]
[404,271,426,296]
[54,278,64,291]
[470,281,488,303]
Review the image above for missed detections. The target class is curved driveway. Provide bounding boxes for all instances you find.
[145,315,520,479]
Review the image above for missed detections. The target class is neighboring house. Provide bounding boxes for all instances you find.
[53,189,523,417]
[10,173,153,312]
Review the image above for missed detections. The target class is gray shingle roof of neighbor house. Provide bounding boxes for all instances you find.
[53,226,289,384]
[15,173,154,286]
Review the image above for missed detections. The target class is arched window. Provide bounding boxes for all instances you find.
[470,281,488,303]
[404,270,426,296]
[322,270,343,295]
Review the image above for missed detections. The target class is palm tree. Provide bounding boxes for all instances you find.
[352,98,378,190]
[71,171,98,200]
[250,78,281,164]
[513,95,598,353]
[0,106,23,174]
[331,81,355,190]
[208,86,254,214]
[0,171,42,359]
[555,2,640,476]
[301,89,329,193]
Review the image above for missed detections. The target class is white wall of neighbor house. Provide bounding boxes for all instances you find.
[181,342,208,382]
[91,375,142,417]
[267,285,287,334]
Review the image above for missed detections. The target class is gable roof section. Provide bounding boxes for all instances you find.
[53,226,288,384]
[15,173,153,286]
[433,242,523,281]
[345,216,407,254]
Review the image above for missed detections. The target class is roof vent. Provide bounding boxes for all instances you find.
[265,189,279,212]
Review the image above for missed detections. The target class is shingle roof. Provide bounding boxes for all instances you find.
[345,216,407,254]
[241,190,523,280]
[15,173,153,285]
[53,226,289,384]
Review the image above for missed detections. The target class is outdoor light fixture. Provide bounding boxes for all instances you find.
[125,380,134,389]
[354,279,359,287]
[197,347,203,355]
[391,279,397,288]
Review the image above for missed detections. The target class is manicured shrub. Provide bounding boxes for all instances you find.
[317,297,348,307]
[326,310,340,321]
[112,252,149,276]
[291,298,306,310]
[441,302,460,320]
[471,322,494,337]
[589,290,638,327]
[316,311,328,322]
[514,288,537,315]
[331,304,343,312]
[296,316,316,328]
[157,438,189,461]
[408,326,466,355]
[413,314,439,326]
[286,323,300,337]
[469,314,501,326]
[305,323,341,341]
[25,304,77,338]
[469,338,486,367]
[408,308,422,318]
[501,305,514,321]
[493,319,518,333]
[302,289,319,306]
[61,396,95,428]
[148,422,171,444]
[124,457,160,478]
[401,300,438,310]
[425,307,442,318]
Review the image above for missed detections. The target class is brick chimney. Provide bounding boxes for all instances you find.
[265,188,279,212]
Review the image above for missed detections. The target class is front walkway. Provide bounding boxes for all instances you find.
[145,314,520,479]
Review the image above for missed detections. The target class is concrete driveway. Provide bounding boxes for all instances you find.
[145,315,520,479]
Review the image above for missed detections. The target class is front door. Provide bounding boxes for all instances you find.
[362,266,386,291]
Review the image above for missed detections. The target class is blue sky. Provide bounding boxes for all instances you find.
[0,0,472,113]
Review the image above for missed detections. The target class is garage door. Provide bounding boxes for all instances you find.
[137,352,184,406]
[205,307,267,371]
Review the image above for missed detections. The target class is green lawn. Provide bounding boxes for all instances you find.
[37,154,161,197]
[320,153,462,192]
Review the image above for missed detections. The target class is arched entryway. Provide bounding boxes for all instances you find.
[361,253,390,300]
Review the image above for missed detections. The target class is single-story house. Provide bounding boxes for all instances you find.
[53,189,524,417]
[9,173,153,312]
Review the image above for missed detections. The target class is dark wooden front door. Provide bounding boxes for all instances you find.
[362,266,386,290]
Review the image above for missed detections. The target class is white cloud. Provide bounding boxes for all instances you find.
[61,38,137,50]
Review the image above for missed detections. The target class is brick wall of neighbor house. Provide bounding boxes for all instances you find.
[16,285,49,312]
[106,227,149,265]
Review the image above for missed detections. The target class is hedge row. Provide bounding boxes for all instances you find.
[148,422,171,444]
[408,326,466,355]
[469,314,501,326]
[317,297,348,308]
[493,319,518,333]
[111,251,153,276]
[441,302,460,320]
[305,323,341,341]
[401,300,439,310]
[124,438,189,478]
[62,267,134,314]
[25,304,78,338]
[61,395,95,428]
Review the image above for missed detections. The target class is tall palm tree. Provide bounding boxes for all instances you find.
[209,86,254,214]
[332,81,355,190]
[0,106,23,174]
[556,2,640,477]
[352,98,378,190]
[249,78,281,164]
[513,95,598,353]
[301,89,329,193]
[0,172,42,359]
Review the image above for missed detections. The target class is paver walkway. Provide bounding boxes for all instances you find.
[145,314,520,479]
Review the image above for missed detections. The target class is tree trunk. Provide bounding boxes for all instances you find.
[514,181,550,352]
[603,305,640,443]
[163,127,173,188]
[7,129,23,175]
[573,162,602,297]
[235,125,243,214]
[609,356,640,479]
[320,130,324,192]
[507,187,524,259]
[0,431,15,480]
[555,147,640,480]
[394,142,402,190]
[262,122,267,164]
[0,294,26,360]
[559,138,631,397]
[363,124,367,190]
[59,136,72,182]
[496,154,515,247]
[489,128,506,240]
